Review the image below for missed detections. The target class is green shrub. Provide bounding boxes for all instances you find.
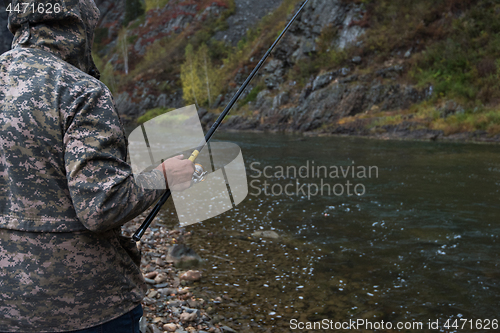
[124,0,145,27]
[410,1,500,104]
[145,0,170,12]
[93,27,109,49]
[137,107,176,124]
[239,84,265,106]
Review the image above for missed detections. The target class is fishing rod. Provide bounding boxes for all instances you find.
[133,0,310,241]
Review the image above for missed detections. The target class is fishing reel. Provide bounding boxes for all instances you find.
[191,163,207,184]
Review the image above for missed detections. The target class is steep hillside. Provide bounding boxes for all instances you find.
[2,0,500,142]
[93,0,500,142]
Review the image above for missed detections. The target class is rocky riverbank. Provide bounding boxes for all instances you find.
[122,213,239,333]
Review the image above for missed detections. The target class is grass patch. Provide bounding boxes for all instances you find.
[215,0,303,87]
[409,1,500,104]
[145,0,170,12]
[239,84,265,106]
[137,107,176,124]
[431,109,500,136]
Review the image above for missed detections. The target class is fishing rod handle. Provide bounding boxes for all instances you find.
[188,150,200,162]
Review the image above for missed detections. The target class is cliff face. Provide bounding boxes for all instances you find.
[90,0,434,140]
[2,0,498,142]
[217,0,430,133]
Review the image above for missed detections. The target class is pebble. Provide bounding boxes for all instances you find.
[147,290,158,298]
[180,311,198,322]
[158,287,177,296]
[121,215,227,333]
[154,272,169,284]
[154,258,165,266]
[221,326,237,333]
[251,230,280,239]
[163,323,177,332]
[180,270,202,281]
[144,278,156,284]
[148,323,162,333]
[186,299,199,308]
[154,282,170,288]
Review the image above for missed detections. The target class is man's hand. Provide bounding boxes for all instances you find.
[155,155,195,191]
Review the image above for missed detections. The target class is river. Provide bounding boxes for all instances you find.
[151,132,500,332]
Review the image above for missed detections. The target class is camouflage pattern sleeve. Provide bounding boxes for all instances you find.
[64,83,165,232]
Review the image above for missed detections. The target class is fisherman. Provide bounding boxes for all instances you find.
[0,0,194,331]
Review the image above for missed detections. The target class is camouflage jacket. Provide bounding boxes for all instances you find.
[0,1,165,331]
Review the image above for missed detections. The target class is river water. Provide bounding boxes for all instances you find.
[153,132,500,332]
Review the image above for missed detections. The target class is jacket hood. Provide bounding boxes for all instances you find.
[7,0,101,79]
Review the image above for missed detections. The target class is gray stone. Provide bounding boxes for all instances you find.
[197,108,208,119]
[352,56,362,64]
[255,90,271,109]
[265,76,277,89]
[264,59,283,73]
[376,65,404,78]
[148,324,163,333]
[179,311,198,322]
[337,7,365,50]
[340,68,350,76]
[252,230,280,239]
[156,94,168,108]
[213,0,284,46]
[221,326,238,333]
[212,94,223,108]
[200,112,217,127]
[139,316,148,333]
[273,92,289,109]
[312,72,336,91]
[140,95,156,112]
[159,287,177,296]
[154,282,170,288]
[115,92,137,116]
[144,278,156,284]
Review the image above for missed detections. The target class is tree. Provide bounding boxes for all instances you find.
[180,43,221,108]
[118,28,129,75]
[124,0,144,27]
[181,44,202,108]
[199,44,213,107]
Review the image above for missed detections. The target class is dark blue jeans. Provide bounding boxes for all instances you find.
[70,305,143,333]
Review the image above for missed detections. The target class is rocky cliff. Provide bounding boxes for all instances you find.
[2,0,499,142]
[217,0,431,134]
[92,0,442,140]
